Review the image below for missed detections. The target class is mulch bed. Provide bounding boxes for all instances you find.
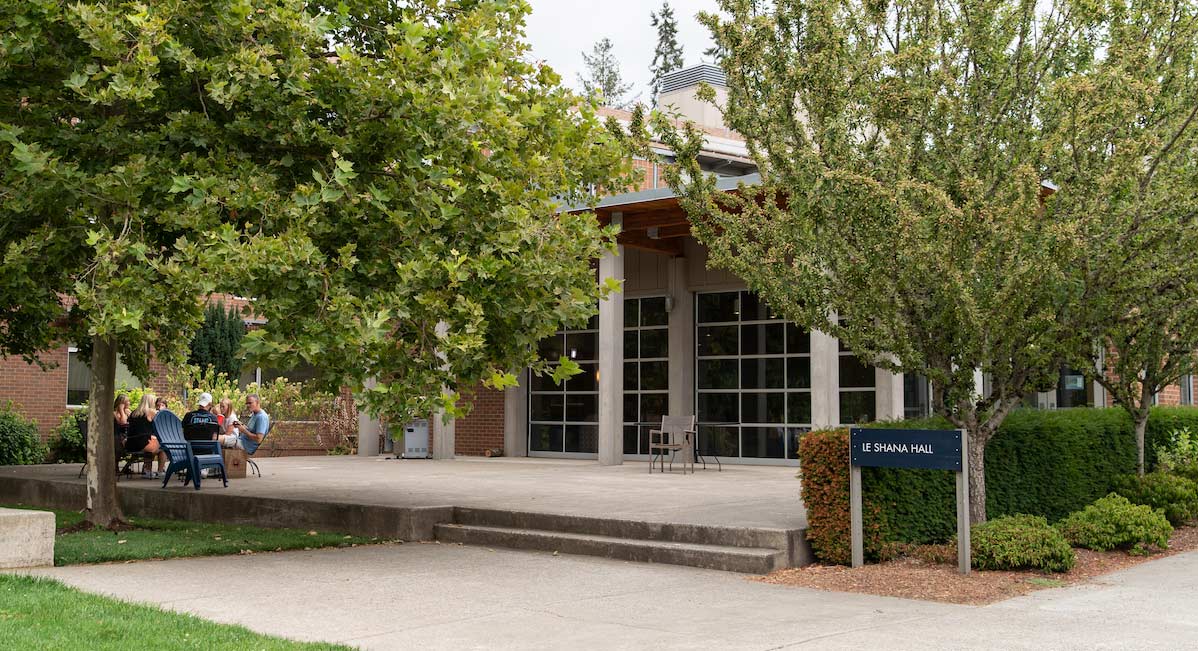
[755,525,1198,605]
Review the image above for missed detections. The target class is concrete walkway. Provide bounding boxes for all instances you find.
[2,456,806,530]
[18,543,1198,650]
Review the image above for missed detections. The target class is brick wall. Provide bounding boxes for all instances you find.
[256,420,340,457]
[454,384,505,456]
[0,347,71,437]
[630,158,662,191]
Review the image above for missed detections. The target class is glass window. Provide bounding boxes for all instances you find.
[904,374,932,419]
[1182,376,1194,406]
[839,356,875,388]
[837,328,876,424]
[697,325,738,356]
[640,328,669,359]
[741,427,785,458]
[741,359,784,389]
[67,347,142,407]
[697,359,738,390]
[695,291,810,460]
[530,319,599,454]
[839,391,876,425]
[622,297,670,454]
[742,323,785,356]
[1056,367,1093,408]
[697,292,739,323]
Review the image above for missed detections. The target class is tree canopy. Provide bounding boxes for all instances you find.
[1047,0,1198,473]
[642,0,1198,521]
[0,0,630,525]
[579,37,636,108]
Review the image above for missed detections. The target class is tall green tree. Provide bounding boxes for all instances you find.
[638,0,1162,523]
[578,37,635,108]
[1047,2,1198,475]
[188,303,246,380]
[650,2,684,104]
[0,0,629,528]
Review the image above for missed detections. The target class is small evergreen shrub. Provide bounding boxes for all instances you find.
[971,515,1075,573]
[48,410,87,463]
[1057,494,1172,555]
[0,404,47,465]
[1112,472,1198,526]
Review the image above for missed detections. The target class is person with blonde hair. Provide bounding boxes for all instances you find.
[126,393,166,479]
[217,397,239,438]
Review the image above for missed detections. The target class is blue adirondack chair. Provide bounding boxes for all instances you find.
[153,410,228,490]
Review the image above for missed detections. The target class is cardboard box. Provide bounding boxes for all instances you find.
[222,448,247,479]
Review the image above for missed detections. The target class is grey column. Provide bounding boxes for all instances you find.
[432,404,455,460]
[875,369,905,422]
[667,257,694,419]
[810,329,840,428]
[356,379,381,457]
[504,369,529,457]
[598,213,625,466]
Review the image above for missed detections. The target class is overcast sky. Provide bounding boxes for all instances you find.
[524,0,722,103]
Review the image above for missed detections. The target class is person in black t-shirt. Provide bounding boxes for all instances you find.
[182,392,221,442]
[126,393,165,479]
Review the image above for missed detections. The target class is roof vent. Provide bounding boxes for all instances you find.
[658,64,727,95]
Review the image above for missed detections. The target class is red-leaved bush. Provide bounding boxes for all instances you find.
[798,428,893,564]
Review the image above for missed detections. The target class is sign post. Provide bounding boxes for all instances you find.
[849,428,970,575]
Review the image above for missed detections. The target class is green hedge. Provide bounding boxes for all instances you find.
[0,405,46,466]
[805,407,1198,552]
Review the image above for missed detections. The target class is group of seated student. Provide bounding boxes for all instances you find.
[112,390,270,480]
[183,392,270,455]
[113,393,167,479]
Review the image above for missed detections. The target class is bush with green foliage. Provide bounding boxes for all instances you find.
[0,404,46,465]
[1056,494,1172,555]
[48,411,87,464]
[1154,427,1198,483]
[971,515,1075,573]
[1112,473,1198,526]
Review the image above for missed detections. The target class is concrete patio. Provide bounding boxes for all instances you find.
[0,456,808,572]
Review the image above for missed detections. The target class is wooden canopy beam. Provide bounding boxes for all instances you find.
[618,233,684,257]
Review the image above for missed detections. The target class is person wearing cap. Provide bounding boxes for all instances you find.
[182,392,221,442]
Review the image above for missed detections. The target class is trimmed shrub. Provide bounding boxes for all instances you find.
[971,515,1075,573]
[1057,494,1172,555]
[48,410,87,464]
[0,404,46,465]
[1111,473,1198,526]
[797,429,893,564]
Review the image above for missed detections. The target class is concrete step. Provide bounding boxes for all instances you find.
[452,507,795,551]
[435,523,788,574]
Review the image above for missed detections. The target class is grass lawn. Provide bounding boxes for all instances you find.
[0,574,354,650]
[3,504,390,566]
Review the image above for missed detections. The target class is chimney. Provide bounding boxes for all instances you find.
[657,64,728,130]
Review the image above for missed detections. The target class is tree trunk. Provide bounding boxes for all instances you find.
[84,334,124,528]
[967,431,987,524]
[1134,411,1149,477]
